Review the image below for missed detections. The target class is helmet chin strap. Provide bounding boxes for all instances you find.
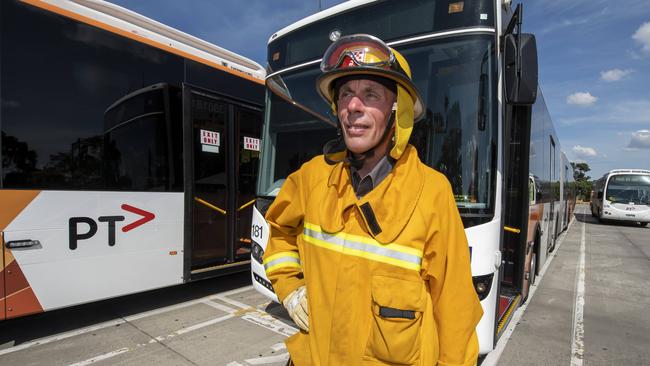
[347,109,396,170]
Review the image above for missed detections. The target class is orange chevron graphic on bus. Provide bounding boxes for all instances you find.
[1,190,44,320]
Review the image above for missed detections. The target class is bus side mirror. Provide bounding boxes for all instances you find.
[597,191,603,199]
[504,33,538,105]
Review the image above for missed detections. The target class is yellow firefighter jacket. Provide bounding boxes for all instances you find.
[263,145,483,366]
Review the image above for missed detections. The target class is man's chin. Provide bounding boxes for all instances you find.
[343,136,371,150]
[345,144,371,156]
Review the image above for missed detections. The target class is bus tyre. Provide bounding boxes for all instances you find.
[523,252,536,303]
[550,220,558,252]
[530,252,537,286]
[640,222,648,228]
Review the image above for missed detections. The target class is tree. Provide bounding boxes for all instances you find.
[571,161,593,201]
[571,161,591,181]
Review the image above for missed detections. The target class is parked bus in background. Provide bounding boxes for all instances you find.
[591,169,650,227]
[250,0,571,355]
[560,152,576,231]
[1,0,265,320]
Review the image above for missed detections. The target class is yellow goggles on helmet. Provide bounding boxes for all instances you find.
[320,34,398,73]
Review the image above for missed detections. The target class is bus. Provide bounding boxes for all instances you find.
[560,152,576,231]
[250,0,572,354]
[590,169,650,227]
[0,0,265,320]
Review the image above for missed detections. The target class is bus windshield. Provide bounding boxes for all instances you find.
[259,34,497,224]
[606,174,650,205]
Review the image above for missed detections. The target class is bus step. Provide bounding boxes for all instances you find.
[496,294,521,339]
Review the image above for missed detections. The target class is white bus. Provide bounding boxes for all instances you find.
[250,0,572,355]
[559,152,576,232]
[591,169,650,227]
[1,0,265,320]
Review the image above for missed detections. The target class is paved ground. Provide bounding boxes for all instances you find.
[2,204,648,366]
[0,272,295,366]
[485,204,650,366]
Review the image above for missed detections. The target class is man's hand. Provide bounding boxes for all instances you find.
[282,286,309,332]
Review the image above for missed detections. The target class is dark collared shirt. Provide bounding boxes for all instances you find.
[350,156,395,198]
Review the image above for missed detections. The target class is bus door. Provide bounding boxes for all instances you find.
[184,86,262,275]
[233,107,263,262]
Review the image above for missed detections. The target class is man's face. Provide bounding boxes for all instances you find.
[336,78,396,156]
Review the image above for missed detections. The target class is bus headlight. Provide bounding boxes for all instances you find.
[472,273,494,301]
[252,242,265,264]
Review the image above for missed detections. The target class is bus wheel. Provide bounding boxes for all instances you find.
[640,222,648,228]
[529,252,537,286]
[549,220,558,252]
[522,252,537,303]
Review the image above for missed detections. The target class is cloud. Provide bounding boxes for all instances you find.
[600,68,633,82]
[539,17,589,35]
[573,145,598,158]
[559,99,650,125]
[627,130,650,149]
[567,92,598,106]
[632,21,650,53]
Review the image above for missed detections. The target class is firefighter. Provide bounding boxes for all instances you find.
[263,34,483,366]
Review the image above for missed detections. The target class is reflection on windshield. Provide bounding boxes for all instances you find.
[401,35,497,220]
[257,67,338,195]
[606,175,650,205]
[259,35,497,225]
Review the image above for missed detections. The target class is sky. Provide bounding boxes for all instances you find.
[106,0,650,179]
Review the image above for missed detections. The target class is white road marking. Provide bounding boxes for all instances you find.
[571,213,587,366]
[58,285,285,365]
[122,296,222,322]
[270,342,286,352]
[0,286,254,356]
[212,291,297,337]
[4,283,287,365]
[65,313,236,365]
[0,319,127,357]
[482,212,576,366]
[215,293,253,310]
[67,348,130,366]
[201,299,238,313]
[175,313,235,335]
[244,353,290,365]
[242,311,298,337]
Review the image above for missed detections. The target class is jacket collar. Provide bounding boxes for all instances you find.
[320,145,425,244]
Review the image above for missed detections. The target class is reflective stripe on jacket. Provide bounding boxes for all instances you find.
[263,145,483,366]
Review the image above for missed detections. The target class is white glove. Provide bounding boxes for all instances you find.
[282,285,309,332]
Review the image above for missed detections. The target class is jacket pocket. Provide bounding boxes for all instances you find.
[364,275,427,365]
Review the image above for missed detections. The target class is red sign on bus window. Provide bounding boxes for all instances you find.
[244,136,260,151]
[201,130,220,146]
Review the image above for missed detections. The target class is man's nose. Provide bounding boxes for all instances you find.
[347,95,364,112]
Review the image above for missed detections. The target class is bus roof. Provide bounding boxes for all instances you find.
[268,0,376,43]
[608,169,650,175]
[25,0,265,82]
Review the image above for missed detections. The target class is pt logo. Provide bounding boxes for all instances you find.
[68,204,155,250]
